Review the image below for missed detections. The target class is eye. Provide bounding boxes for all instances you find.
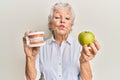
[66,17,70,20]
[55,16,60,19]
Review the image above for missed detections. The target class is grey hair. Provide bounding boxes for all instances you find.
[48,2,75,24]
[48,2,75,35]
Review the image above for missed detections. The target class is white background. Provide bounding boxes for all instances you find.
[0,0,120,80]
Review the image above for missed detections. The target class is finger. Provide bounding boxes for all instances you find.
[24,30,30,36]
[83,45,91,56]
[32,47,40,56]
[94,40,100,50]
[81,51,92,62]
[24,30,37,36]
[89,43,98,55]
[80,51,88,62]
[23,30,35,45]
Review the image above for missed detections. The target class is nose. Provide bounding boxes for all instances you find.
[60,17,65,23]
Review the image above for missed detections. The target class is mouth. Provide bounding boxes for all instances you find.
[59,25,65,29]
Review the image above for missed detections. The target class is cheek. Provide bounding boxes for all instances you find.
[67,22,72,29]
[51,20,59,26]
[52,18,60,23]
[50,22,58,30]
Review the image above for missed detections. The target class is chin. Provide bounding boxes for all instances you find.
[59,31,68,35]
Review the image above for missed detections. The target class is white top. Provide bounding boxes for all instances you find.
[35,35,82,80]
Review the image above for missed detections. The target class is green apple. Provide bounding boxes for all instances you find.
[78,31,95,46]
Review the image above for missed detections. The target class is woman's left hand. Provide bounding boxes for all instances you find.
[80,40,100,63]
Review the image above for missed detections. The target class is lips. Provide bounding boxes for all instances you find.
[60,25,65,29]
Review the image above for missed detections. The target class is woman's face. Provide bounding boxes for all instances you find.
[49,7,73,36]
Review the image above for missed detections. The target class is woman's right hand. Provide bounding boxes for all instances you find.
[23,31,40,57]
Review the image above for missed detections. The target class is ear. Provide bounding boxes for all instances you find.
[71,22,74,26]
[71,23,73,26]
[48,22,52,30]
[48,22,51,27]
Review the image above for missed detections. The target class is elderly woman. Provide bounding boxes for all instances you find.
[23,2,100,80]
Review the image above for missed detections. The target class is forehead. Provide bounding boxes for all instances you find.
[53,7,72,16]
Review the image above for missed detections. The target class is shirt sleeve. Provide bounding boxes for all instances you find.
[35,52,41,80]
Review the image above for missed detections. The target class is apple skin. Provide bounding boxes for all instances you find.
[78,31,95,46]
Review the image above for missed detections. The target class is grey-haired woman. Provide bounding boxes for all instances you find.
[23,2,100,80]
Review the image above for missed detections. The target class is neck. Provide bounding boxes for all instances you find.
[54,34,68,46]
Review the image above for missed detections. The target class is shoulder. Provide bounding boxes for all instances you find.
[45,37,53,45]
